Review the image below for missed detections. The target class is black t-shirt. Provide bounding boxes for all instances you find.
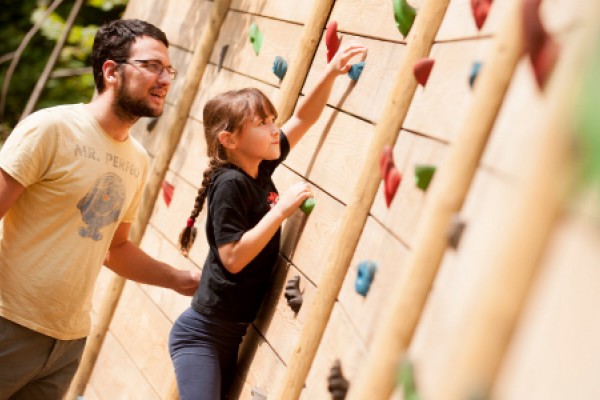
[191,131,290,322]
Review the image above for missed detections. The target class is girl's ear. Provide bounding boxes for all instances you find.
[218,130,237,150]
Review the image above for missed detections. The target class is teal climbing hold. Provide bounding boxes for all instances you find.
[469,61,482,88]
[248,23,263,55]
[299,197,316,215]
[272,56,288,80]
[414,165,436,191]
[355,260,377,297]
[348,61,365,81]
[393,0,417,37]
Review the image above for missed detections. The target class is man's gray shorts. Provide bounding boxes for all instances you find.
[0,316,86,399]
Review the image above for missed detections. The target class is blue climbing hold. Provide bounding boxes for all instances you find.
[469,61,482,88]
[348,61,366,81]
[273,56,288,81]
[355,260,377,297]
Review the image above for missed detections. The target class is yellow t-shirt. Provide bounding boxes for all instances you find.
[0,104,149,340]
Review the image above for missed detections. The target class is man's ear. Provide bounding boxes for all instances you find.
[102,60,120,86]
[217,130,237,150]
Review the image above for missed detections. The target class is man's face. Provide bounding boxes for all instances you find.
[113,36,173,121]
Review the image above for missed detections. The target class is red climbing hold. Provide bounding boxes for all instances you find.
[413,58,435,86]
[162,181,174,207]
[471,0,492,30]
[326,21,341,63]
[380,145,402,208]
[523,0,559,89]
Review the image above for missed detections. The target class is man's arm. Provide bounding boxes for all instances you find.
[0,168,25,220]
[105,222,200,295]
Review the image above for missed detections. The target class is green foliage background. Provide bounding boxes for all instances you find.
[0,0,128,141]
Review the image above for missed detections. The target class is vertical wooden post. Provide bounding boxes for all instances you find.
[274,0,335,123]
[273,1,451,399]
[64,1,231,398]
[347,0,525,398]
[20,0,84,121]
[436,4,600,398]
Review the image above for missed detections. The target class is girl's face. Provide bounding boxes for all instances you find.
[235,114,280,162]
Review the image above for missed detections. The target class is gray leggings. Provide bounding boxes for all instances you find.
[0,316,86,400]
[169,307,248,400]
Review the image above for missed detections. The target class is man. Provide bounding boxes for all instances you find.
[0,19,199,399]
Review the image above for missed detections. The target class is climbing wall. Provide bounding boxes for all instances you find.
[81,0,600,399]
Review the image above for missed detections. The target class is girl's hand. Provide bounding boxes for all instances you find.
[275,182,313,219]
[327,40,368,75]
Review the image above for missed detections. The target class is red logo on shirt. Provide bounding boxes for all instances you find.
[267,192,279,209]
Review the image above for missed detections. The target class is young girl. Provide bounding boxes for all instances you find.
[169,40,368,400]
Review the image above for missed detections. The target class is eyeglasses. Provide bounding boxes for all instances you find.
[119,59,178,80]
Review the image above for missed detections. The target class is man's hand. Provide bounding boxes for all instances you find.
[173,269,201,296]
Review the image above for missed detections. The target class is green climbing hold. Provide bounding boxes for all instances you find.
[414,165,436,191]
[396,357,421,400]
[576,42,600,188]
[248,23,263,55]
[393,0,417,37]
[300,197,316,215]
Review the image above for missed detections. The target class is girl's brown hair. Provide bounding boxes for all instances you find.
[178,88,278,256]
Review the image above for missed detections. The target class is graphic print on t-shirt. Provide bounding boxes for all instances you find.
[77,172,125,241]
[267,191,279,209]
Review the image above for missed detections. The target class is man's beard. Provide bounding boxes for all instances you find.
[113,79,163,123]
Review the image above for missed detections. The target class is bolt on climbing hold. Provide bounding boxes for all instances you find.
[471,0,493,30]
[413,58,434,86]
[326,21,341,63]
[396,356,420,400]
[469,61,482,88]
[328,359,349,400]
[161,181,174,207]
[284,275,303,313]
[447,214,466,249]
[218,44,229,72]
[248,23,263,55]
[393,0,417,38]
[299,197,316,215]
[414,164,436,191]
[523,0,559,89]
[380,145,402,207]
[355,260,378,297]
[348,61,365,81]
[146,117,159,131]
[272,56,288,81]
[251,387,267,400]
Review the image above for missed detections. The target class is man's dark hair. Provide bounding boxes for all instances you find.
[91,19,169,92]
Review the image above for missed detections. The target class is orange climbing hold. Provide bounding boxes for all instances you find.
[413,58,435,86]
[471,0,492,30]
[523,0,559,89]
[380,145,402,208]
[326,21,341,63]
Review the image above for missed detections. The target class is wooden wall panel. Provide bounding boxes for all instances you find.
[168,117,208,188]
[302,35,407,124]
[158,0,212,51]
[337,216,410,345]
[329,0,425,42]
[493,213,600,400]
[409,170,523,399]
[87,331,160,400]
[403,40,495,142]
[370,130,448,247]
[436,0,505,41]
[231,0,311,24]
[301,304,367,399]
[208,11,304,87]
[190,65,279,122]
[108,282,176,399]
